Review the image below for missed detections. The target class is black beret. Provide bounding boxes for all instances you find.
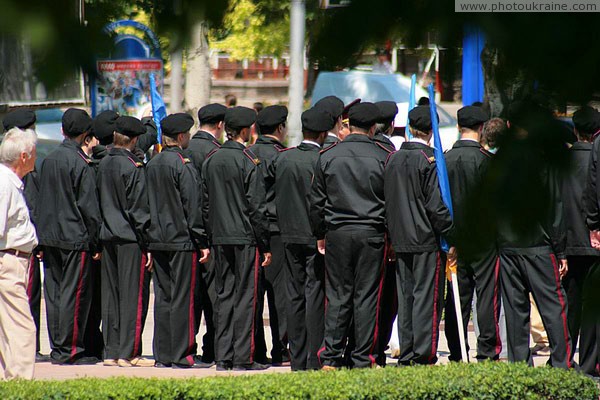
[2,109,36,132]
[572,106,600,134]
[257,105,288,129]
[302,108,336,133]
[408,105,439,132]
[160,113,194,137]
[115,116,146,138]
[224,106,257,130]
[198,103,227,124]
[457,106,489,128]
[62,108,92,137]
[314,96,344,119]
[92,110,119,140]
[348,102,380,129]
[375,101,398,123]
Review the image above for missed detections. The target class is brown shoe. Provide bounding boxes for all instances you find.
[321,365,338,371]
[103,359,118,367]
[118,357,155,367]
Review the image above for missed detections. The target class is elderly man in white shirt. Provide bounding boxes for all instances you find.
[0,127,38,380]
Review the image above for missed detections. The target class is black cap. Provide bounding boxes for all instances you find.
[257,105,288,129]
[348,102,380,129]
[224,106,257,130]
[408,106,437,132]
[115,116,146,138]
[375,101,398,124]
[2,109,36,132]
[457,106,489,128]
[314,96,344,119]
[160,113,195,137]
[342,99,361,120]
[302,108,336,133]
[62,108,92,137]
[198,103,227,125]
[572,106,600,135]
[92,110,119,140]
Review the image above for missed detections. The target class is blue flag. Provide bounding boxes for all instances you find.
[149,73,167,146]
[428,84,453,252]
[405,74,417,140]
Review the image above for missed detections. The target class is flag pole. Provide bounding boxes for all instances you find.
[149,73,165,153]
[428,83,468,362]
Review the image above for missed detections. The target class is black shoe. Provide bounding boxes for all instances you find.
[216,361,233,371]
[35,352,51,363]
[72,356,100,365]
[154,362,172,368]
[233,362,269,371]
[173,360,215,369]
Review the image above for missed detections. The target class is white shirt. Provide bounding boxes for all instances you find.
[301,140,321,148]
[0,164,38,253]
[410,137,430,146]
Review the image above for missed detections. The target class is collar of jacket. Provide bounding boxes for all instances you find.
[163,145,186,155]
[192,130,216,141]
[571,141,593,151]
[298,142,321,151]
[62,138,83,151]
[255,135,284,147]
[343,134,373,143]
[222,140,246,150]
[400,141,432,150]
[452,139,483,149]
[109,146,142,161]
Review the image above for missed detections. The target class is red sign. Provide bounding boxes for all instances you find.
[97,60,162,72]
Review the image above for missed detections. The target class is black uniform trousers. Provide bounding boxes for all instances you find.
[84,258,104,359]
[195,258,216,363]
[27,253,42,352]
[374,259,398,366]
[43,247,93,363]
[213,245,260,366]
[319,227,386,368]
[152,250,199,366]
[254,233,287,363]
[579,261,600,375]
[564,256,595,353]
[500,253,574,369]
[283,243,325,371]
[101,242,151,360]
[444,249,502,361]
[397,251,446,365]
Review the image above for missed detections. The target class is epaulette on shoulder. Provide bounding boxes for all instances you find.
[375,141,394,154]
[479,148,493,158]
[320,142,338,154]
[176,153,191,164]
[127,157,144,168]
[243,148,261,165]
[420,150,435,164]
[275,144,287,152]
[277,146,293,153]
[78,151,91,164]
[206,148,219,159]
[212,140,222,148]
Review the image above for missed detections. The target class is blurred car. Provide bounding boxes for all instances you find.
[33,108,65,168]
[311,71,459,150]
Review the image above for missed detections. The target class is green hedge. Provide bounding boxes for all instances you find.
[0,362,597,399]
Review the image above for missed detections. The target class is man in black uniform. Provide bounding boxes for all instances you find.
[184,103,227,364]
[314,96,344,148]
[269,107,333,370]
[384,105,454,366]
[249,105,288,364]
[37,108,101,365]
[373,101,397,152]
[311,102,392,369]
[202,106,272,371]
[442,106,501,362]
[146,113,211,369]
[91,110,119,161]
[97,116,154,368]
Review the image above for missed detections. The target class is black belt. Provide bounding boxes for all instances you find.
[1,249,32,259]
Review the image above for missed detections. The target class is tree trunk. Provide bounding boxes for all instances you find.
[184,20,211,119]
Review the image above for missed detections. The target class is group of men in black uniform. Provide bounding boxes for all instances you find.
[3,93,600,375]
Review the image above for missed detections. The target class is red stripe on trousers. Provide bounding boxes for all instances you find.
[317,346,326,367]
[27,255,35,300]
[429,252,441,363]
[368,240,388,366]
[493,257,502,357]
[71,251,86,360]
[550,254,572,369]
[250,248,260,363]
[132,252,147,358]
[186,252,198,365]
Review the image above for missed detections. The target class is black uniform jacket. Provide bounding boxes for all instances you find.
[584,137,600,231]
[563,142,600,256]
[186,130,221,174]
[249,135,285,233]
[201,140,270,252]
[97,147,150,247]
[270,142,321,244]
[146,146,208,251]
[373,132,396,152]
[384,141,453,253]
[23,170,39,224]
[311,134,391,239]
[36,139,101,251]
[323,133,339,149]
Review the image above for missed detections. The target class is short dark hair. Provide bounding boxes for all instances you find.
[302,130,321,140]
[482,117,507,149]
[225,94,237,107]
[225,124,242,140]
[259,122,284,136]
[253,102,264,113]
[113,132,134,147]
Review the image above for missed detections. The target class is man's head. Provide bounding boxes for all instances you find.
[572,106,600,142]
[0,128,37,178]
[225,94,237,108]
[457,105,489,139]
[314,96,344,135]
[257,105,288,142]
[113,116,146,150]
[301,107,336,146]
[224,106,257,143]
[348,102,380,138]
[482,118,507,150]
[2,109,36,132]
[161,113,195,149]
[375,101,398,135]
[408,105,436,141]
[198,103,227,141]
[62,108,93,140]
[92,110,119,146]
